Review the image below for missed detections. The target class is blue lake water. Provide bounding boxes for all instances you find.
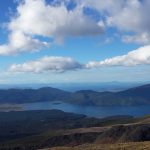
[22,101,150,118]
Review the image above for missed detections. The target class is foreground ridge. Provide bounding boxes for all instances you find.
[44,141,150,150]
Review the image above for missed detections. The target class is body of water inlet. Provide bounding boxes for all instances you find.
[21,101,150,118]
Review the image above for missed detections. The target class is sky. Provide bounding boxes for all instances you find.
[0,0,150,84]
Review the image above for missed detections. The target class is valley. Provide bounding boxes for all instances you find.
[0,84,149,149]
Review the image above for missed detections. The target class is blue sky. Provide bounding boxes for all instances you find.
[0,0,150,84]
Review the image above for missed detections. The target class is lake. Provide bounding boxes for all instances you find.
[21,101,150,118]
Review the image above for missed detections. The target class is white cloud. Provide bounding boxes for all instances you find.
[77,0,150,44]
[1,0,150,56]
[0,0,104,55]
[86,45,150,68]
[122,33,150,45]
[0,31,48,55]
[8,56,83,73]
[9,0,103,37]
[8,45,150,73]
[105,0,143,32]
[77,0,124,13]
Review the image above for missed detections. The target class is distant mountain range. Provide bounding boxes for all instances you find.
[0,82,144,91]
[0,84,150,106]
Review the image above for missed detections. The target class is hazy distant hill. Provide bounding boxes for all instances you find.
[70,84,150,106]
[0,84,150,106]
[118,84,150,100]
[0,87,70,103]
[0,82,142,91]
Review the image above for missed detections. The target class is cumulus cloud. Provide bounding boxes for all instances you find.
[8,56,83,73]
[122,33,150,45]
[76,0,150,44]
[1,0,150,56]
[0,31,48,55]
[0,0,104,55]
[8,45,150,73]
[86,45,150,68]
[9,0,103,37]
